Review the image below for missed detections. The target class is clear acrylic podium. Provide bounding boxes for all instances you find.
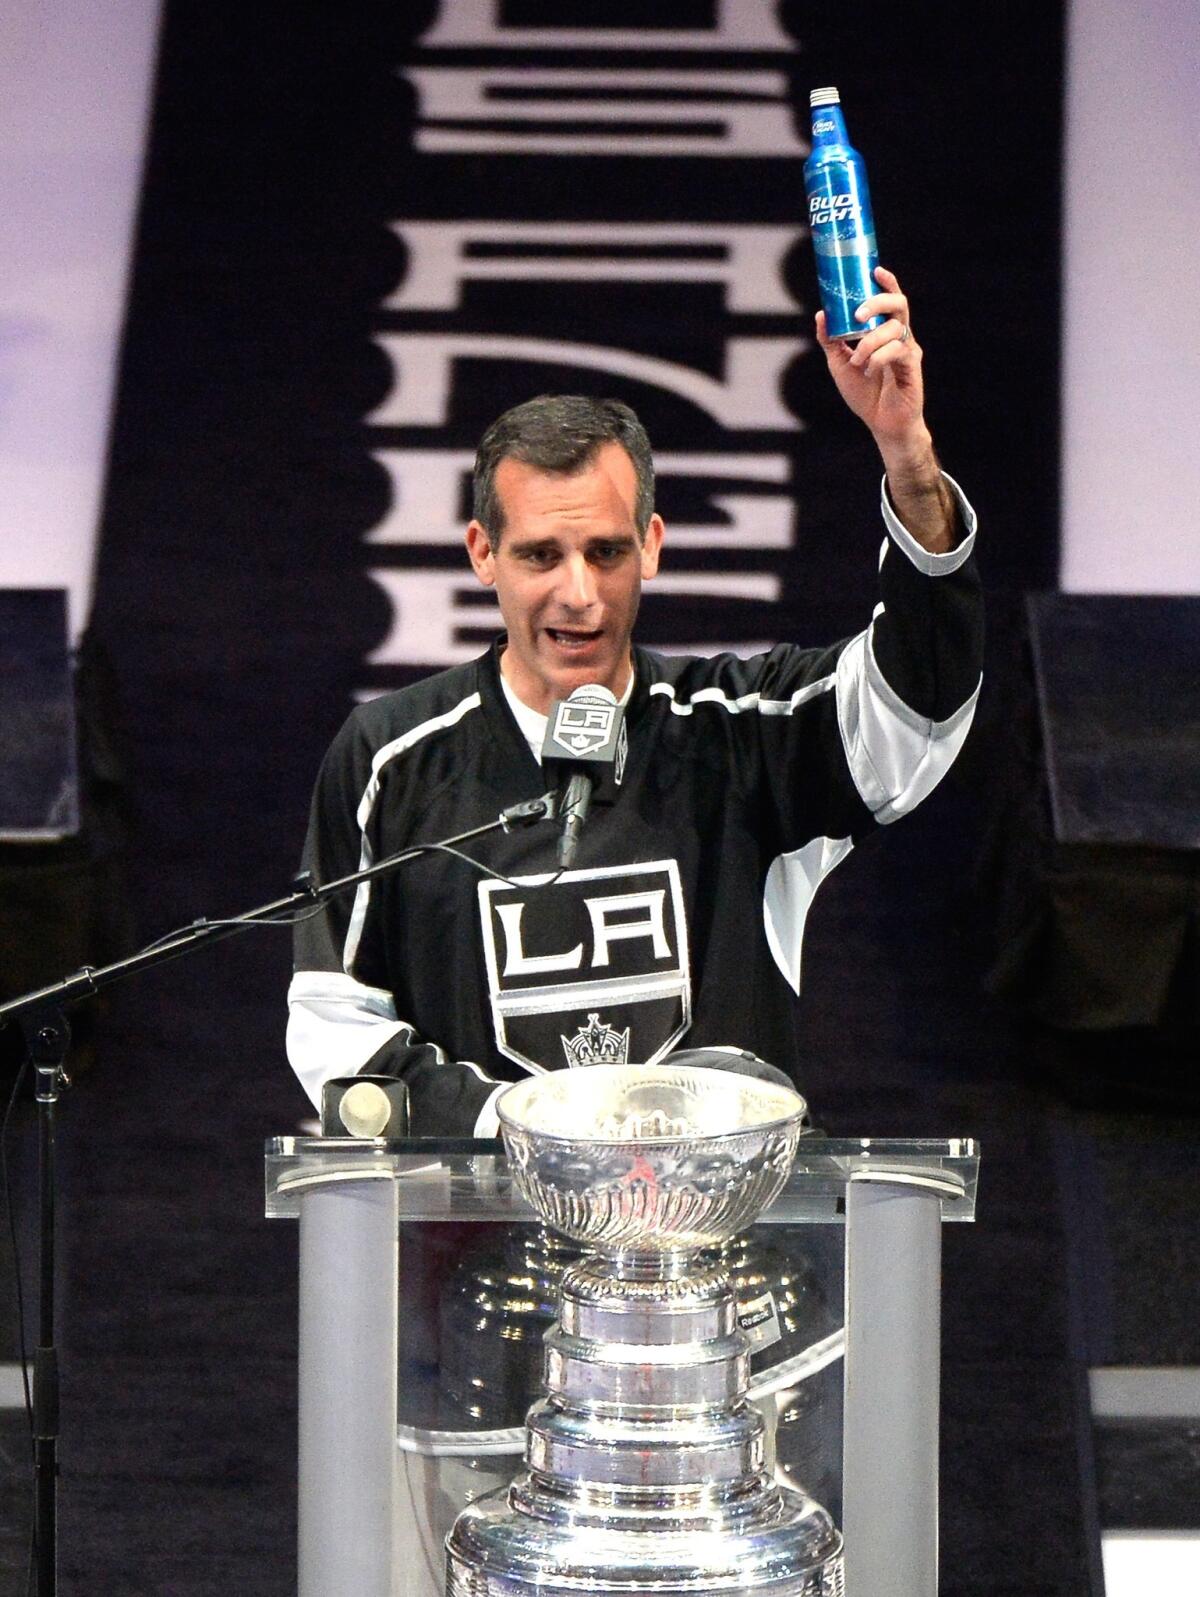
[265,1136,979,1597]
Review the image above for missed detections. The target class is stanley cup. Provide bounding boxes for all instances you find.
[445,1064,845,1597]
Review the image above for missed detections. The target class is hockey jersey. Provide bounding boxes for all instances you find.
[288,478,981,1135]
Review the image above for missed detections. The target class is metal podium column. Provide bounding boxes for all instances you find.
[298,1176,399,1597]
[841,1171,953,1597]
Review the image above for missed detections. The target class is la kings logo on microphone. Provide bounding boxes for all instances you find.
[478,860,691,1074]
[547,696,619,758]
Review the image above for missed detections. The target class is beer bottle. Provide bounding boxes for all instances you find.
[804,88,883,341]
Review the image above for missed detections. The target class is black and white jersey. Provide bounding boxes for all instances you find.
[288,478,982,1135]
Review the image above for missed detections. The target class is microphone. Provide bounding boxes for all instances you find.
[541,683,625,869]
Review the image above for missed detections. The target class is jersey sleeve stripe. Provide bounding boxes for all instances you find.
[343,690,483,973]
[835,631,980,823]
[354,691,483,831]
[287,971,496,1108]
[647,677,836,716]
[864,623,980,737]
[286,970,408,1107]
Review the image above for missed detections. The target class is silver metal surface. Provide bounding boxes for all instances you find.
[434,1221,844,1518]
[497,1065,807,1254]
[447,1065,843,1597]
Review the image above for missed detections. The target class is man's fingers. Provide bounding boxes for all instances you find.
[858,266,910,331]
[855,292,907,324]
[850,317,910,366]
[861,338,917,376]
[815,308,844,351]
[815,308,854,365]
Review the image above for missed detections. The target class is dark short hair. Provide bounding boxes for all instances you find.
[472,395,655,542]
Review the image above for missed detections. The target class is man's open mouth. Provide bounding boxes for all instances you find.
[547,628,602,647]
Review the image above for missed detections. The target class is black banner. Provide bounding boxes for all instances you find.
[96,0,1062,796]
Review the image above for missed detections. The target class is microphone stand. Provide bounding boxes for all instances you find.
[0,791,558,1597]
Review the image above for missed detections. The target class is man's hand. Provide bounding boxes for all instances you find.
[815,265,958,554]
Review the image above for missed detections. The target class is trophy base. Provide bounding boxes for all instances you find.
[446,1476,844,1597]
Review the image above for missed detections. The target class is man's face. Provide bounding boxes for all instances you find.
[466,442,664,714]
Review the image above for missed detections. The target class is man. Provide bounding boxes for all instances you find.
[288,271,981,1134]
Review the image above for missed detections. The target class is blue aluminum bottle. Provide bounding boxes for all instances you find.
[804,87,883,341]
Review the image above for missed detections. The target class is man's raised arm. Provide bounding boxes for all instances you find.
[815,264,961,554]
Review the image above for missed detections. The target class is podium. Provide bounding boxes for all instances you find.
[265,1136,979,1597]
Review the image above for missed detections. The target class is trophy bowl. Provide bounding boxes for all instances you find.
[497,1065,807,1255]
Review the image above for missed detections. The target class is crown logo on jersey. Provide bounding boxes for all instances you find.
[561,1012,631,1069]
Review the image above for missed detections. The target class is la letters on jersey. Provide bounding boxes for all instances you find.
[478,860,692,1074]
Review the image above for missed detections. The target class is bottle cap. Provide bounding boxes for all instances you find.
[810,87,840,107]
